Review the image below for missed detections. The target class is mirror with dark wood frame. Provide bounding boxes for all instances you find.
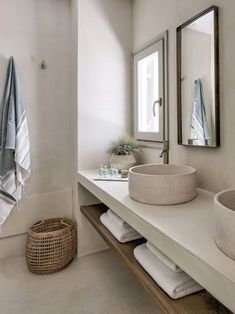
[177,6,219,147]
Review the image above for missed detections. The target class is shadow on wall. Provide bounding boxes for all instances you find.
[92,0,132,132]
[92,0,133,155]
[92,0,132,51]
[78,0,132,170]
[92,0,165,167]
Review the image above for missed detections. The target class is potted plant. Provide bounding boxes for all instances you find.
[109,136,139,171]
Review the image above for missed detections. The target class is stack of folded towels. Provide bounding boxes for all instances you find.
[134,242,203,299]
[100,209,142,243]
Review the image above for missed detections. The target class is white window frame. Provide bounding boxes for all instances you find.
[133,31,168,145]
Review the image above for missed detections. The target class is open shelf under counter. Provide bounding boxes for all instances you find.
[77,170,235,313]
[81,204,231,314]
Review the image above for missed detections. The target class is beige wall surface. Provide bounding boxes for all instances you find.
[77,0,132,170]
[0,0,74,244]
[77,0,133,256]
[133,0,235,192]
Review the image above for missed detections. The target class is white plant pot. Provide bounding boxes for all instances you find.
[109,154,136,171]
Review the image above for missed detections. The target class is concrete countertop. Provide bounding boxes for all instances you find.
[78,170,235,313]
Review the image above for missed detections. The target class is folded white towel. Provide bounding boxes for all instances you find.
[107,209,129,228]
[100,212,142,243]
[134,243,203,299]
[146,241,182,273]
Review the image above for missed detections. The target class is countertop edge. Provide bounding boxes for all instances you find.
[77,170,235,312]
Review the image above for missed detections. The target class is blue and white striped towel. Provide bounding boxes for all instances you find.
[0,57,30,226]
[190,79,210,146]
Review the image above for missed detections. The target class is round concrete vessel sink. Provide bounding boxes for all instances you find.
[128,164,197,205]
[214,189,235,260]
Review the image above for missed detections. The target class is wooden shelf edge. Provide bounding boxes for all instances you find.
[80,204,232,314]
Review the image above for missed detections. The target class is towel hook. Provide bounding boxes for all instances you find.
[39,59,47,70]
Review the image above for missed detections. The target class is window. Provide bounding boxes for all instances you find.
[133,34,168,143]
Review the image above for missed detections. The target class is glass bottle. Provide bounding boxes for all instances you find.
[99,165,104,178]
[113,165,119,177]
[103,165,109,178]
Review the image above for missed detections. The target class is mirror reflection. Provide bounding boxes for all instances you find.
[177,7,219,147]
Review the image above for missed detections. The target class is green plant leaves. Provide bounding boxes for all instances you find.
[110,136,139,156]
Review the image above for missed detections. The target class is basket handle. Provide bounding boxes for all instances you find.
[32,220,45,228]
[61,219,71,227]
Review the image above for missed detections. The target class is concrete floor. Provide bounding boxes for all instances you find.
[0,250,161,314]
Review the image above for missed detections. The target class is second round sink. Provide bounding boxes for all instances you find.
[214,189,235,260]
[128,164,197,205]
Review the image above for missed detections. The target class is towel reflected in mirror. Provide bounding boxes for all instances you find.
[190,79,210,146]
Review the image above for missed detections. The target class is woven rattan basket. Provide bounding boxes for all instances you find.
[26,218,77,274]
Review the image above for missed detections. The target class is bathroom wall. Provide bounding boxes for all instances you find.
[133,0,235,192]
[77,0,132,170]
[0,0,74,258]
[77,0,132,256]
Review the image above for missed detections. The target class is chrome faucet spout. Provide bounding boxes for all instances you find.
[159,141,169,159]
[159,149,167,158]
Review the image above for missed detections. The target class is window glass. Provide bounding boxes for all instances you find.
[134,38,165,142]
[137,51,159,133]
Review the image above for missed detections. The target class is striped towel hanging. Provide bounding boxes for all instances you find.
[0,57,30,226]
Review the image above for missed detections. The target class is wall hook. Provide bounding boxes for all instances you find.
[40,59,47,70]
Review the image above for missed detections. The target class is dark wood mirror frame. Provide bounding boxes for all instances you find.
[177,6,220,148]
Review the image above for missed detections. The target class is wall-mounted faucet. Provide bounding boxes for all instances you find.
[159,140,169,163]
[159,148,167,158]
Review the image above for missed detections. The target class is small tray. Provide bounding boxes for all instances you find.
[93,175,128,182]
